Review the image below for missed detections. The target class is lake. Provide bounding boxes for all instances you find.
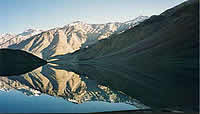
[0,64,149,113]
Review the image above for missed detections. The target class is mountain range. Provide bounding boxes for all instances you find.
[0,16,148,59]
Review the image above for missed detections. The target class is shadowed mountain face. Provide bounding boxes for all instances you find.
[0,49,47,76]
[50,0,199,111]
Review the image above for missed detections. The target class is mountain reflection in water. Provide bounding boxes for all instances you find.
[0,64,148,113]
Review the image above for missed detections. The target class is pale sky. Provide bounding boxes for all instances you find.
[0,0,186,34]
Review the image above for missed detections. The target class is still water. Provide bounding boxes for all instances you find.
[0,64,148,113]
[0,90,137,113]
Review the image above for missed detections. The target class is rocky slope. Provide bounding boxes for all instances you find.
[0,29,43,48]
[8,16,148,59]
[51,0,199,111]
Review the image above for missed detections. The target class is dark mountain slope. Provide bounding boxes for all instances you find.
[0,49,47,76]
[51,0,199,111]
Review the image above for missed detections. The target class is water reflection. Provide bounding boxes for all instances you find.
[0,64,148,113]
[0,90,137,113]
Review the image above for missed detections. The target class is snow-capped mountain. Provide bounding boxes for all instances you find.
[0,29,43,48]
[0,33,16,45]
[7,16,148,59]
[120,16,149,31]
[17,28,43,37]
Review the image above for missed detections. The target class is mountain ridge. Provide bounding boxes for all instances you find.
[6,16,148,59]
